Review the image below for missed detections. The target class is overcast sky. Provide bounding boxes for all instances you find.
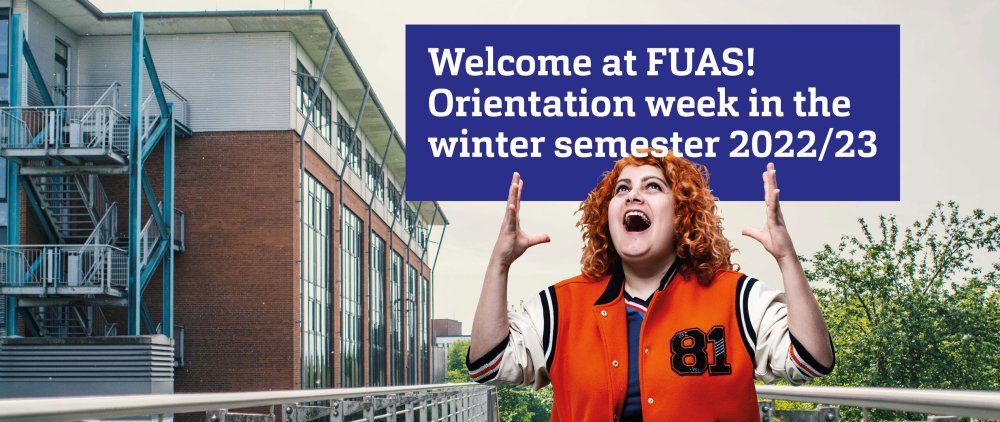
[95,0,1000,335]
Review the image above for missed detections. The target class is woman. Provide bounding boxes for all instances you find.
[467,151,835,421]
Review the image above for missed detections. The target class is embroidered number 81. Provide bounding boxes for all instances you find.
[670,326,732,376]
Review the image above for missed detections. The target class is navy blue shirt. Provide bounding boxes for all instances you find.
[622,290,651,422]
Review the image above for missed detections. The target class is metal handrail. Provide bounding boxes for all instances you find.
[51,83,121,110]
[81,202,116,247]
[0,105,129,155]
[0,244,128,290]
[756,385,1000,419]
[138,203,162,268]
[0,383,495,422]
[161,81,189,127]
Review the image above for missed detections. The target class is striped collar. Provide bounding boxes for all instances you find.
[594,258,681,306]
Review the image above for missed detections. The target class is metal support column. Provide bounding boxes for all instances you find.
[127,13,145,335]
[4,13,24,336]
[162,103,175,337]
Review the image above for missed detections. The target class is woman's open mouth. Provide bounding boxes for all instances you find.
[624,210,651,232]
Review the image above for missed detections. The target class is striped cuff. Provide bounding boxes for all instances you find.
[788,333,835,379]
[466,335,509,383]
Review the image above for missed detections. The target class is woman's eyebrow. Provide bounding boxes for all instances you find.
[641,176,668,185]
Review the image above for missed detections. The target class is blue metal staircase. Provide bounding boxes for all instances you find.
[1,13,186,339]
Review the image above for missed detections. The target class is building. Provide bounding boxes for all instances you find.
[0,0,447,396]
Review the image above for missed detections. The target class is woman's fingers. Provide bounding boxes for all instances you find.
[741,227,766,245]
[523,233,551,248]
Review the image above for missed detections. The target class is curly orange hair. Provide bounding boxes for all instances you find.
[576,150,736,285]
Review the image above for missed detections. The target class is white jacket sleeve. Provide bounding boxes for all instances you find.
[738,276,835,385]
[466,288,555,389]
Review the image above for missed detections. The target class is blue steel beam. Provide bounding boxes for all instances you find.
[127,13,145,335]
[140,168,167,238]
[140,240,168,293]
[19,178,57,243]
[17,308,39,337]
[142,38,170,119]
[162,103,175,338]
[140,302,155,335]
[21,41,54,107]
[140,118,169,163]
[5,14,24,336]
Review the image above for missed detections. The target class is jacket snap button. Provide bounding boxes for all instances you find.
[612,360,619,368]
[644,348,649,354]
[647,397,654,404]
[600,310,608,317]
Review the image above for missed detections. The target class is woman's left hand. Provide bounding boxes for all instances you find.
[741,163,797,262]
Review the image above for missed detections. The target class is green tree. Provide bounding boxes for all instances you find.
[804,202,1000,420]
[445,339,553,421]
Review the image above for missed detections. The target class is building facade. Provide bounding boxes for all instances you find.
[0,0,445,395]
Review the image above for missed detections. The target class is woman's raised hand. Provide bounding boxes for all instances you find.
[491,172,551,271]
[741,163,797,263]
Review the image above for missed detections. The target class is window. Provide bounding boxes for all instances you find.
[418,223,429,250]
[407,264,418,383]
[387,183,402,221]
[54,39,68,106]
[301,173,332,389]
[405,206,416,236]
[296,61,333,143]
[390,251,405,385]
[421,275,430,382]
[369,233,387,386]
[341,205,364,387]
[365,152,385,202]
[0,8,11,105]
[337,113,361,174]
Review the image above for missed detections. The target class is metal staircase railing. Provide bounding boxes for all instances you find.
[0,244,128,290]
[0,83,128,157]
[27,174,111,243]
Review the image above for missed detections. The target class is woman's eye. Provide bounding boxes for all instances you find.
[615,184,629,194]
[646,182,662,191]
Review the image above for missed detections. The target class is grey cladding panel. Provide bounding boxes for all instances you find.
[76,32,291,132]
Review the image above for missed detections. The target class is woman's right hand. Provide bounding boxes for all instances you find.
[490,172,550,272]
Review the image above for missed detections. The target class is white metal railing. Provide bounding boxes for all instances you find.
[138,204,162,269]
[51,83,121,110]
[161,81,189,128]
[756,385,1000,420]
[0,244,127,290]
[174,208,186,252]
[0,105,129,155]
[139,81,188,144]
[81,202,117,254]
[0,383,496,422]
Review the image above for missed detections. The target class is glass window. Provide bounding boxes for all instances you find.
[365,152,385,203]
[387,183,401,221]
[301,173,332,389]
[341,206,364,387]
[54,39,68,106]
[369,233,387,386]
[405,207,416,236]
[337,113,362,174]
[421,275,430,382]
[407,264,417,383]
[390,251,405,385]
[296,61,333,144]
[0,8,10,105]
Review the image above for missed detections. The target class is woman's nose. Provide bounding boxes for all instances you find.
[626,191,643,203]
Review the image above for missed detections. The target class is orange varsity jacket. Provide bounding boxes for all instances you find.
[467,261,835,421]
